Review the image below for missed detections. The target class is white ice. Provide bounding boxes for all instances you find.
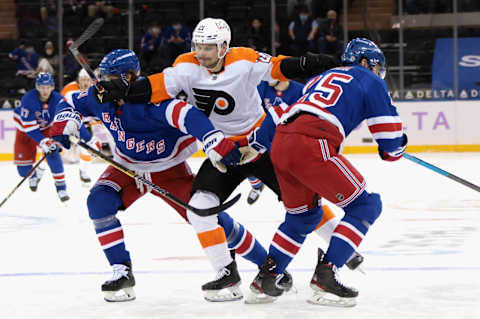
[1,153,479,319]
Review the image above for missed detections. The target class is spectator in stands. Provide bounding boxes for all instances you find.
[37,41,59,76]
[64,0,88,37]
[288,5,318,56]
[140,22,168,73]
[87,0,114,19]
[246,17,269,53]
[40,0,58,40]
[7,41,39,94]
[317,9,343,58]
[164,15,191,64]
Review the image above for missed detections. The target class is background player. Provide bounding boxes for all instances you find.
[61,68,106,185]
[13,72,69,202]
[246,38,407,307]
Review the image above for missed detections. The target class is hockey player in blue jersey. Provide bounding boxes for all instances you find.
[240,38,408,306]
[246,79,304,205]
[13,72,70,202]
[50,49,279,302]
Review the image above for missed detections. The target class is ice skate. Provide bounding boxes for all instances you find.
[79,169,91,186]
[202,261,243,302]
[247,184,263,205]
[246,267,293,304]
[57,189,70,202]
[29,167,45,192]
[308,248,358,307]
[102,262,136,302]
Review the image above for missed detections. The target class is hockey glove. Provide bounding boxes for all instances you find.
[50,109,82,149]
[235,128,267,165]
[379,134,408,162]
[300,52,340,75]
[39,137,60,154]
[203,130,242,173]
[94,79,128,104]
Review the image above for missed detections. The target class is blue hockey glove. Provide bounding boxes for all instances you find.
[203,130,242,173]
[379,134,408,162]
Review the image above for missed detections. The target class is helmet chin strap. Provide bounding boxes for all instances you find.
[206,57,224,72]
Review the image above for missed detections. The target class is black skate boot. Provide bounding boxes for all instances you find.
[202,260,243,302]
[247,184,264,205]
[345,251,364,272]
[308,248,358,307]
[102,261,136,302]
[246,265,293,304]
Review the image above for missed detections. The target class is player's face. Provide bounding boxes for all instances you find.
[78,76,93,90]
[195,43,221,68]
[36,85,54,101]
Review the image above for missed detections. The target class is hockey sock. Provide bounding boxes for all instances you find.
[325,215,367,268]
[17,164,33,177]
[46,152,66,191]
[247,176,263,190]
[218,212,267,267]
[79,147,92,172]
[187,192,232,271]
[94,216,131,265]
[88,185,130,265]
[314,205,340,244]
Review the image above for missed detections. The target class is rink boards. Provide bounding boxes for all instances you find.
[0,100,479,161]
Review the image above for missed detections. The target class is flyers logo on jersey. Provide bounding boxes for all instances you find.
[192,88,235,116]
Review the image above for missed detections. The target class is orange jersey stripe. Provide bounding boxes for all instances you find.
[227,112,266,142]
[61,82,80,96]
[224,47,258,66]
[315,205,336,230]
[173,52,200,67]
[148,72,171,103]
[197,227,227,248]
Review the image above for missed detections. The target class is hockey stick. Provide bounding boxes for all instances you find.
[69,18,104,85]
[403,153,480,193]
[70,136,240,216]
[0,154,47,208]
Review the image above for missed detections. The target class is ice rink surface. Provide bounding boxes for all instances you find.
[0,153,479,319]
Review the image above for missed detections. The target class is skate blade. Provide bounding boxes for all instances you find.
[203,283,243,302]
[245,291,277,304]
[80,181,91,188]
[356,265,366,275]
[104,287,136,302]
[307,291,356,308]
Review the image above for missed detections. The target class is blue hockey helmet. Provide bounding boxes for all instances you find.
[341,38,386,79]
[35,72,54,86]
[98,49,140,79]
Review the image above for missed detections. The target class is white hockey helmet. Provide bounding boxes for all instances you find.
[192,18,231,59]
[78,68,89,79]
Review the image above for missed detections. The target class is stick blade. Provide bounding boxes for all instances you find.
[191,193,241,216]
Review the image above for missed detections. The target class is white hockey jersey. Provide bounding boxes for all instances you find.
[147,47,289,138]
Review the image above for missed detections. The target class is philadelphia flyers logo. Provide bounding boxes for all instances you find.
[192,88,235,117]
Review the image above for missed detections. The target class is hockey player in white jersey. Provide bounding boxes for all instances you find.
[93,18,363,303]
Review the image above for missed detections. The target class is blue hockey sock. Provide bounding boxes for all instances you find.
[247,176,263,190]
[218,212,267,267]
[269,222,306,274]
[88,185,130,265]
[46,152,66,191]
[17,165,33,177]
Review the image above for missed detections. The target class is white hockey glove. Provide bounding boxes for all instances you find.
[39,137,60,154]
[50,108,82,149]
[203,130,242,173]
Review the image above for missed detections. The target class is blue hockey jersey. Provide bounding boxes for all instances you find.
[13,89,64,143]
[57,86,217,172]
[257,80,304,110]
[259,65,404,154]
